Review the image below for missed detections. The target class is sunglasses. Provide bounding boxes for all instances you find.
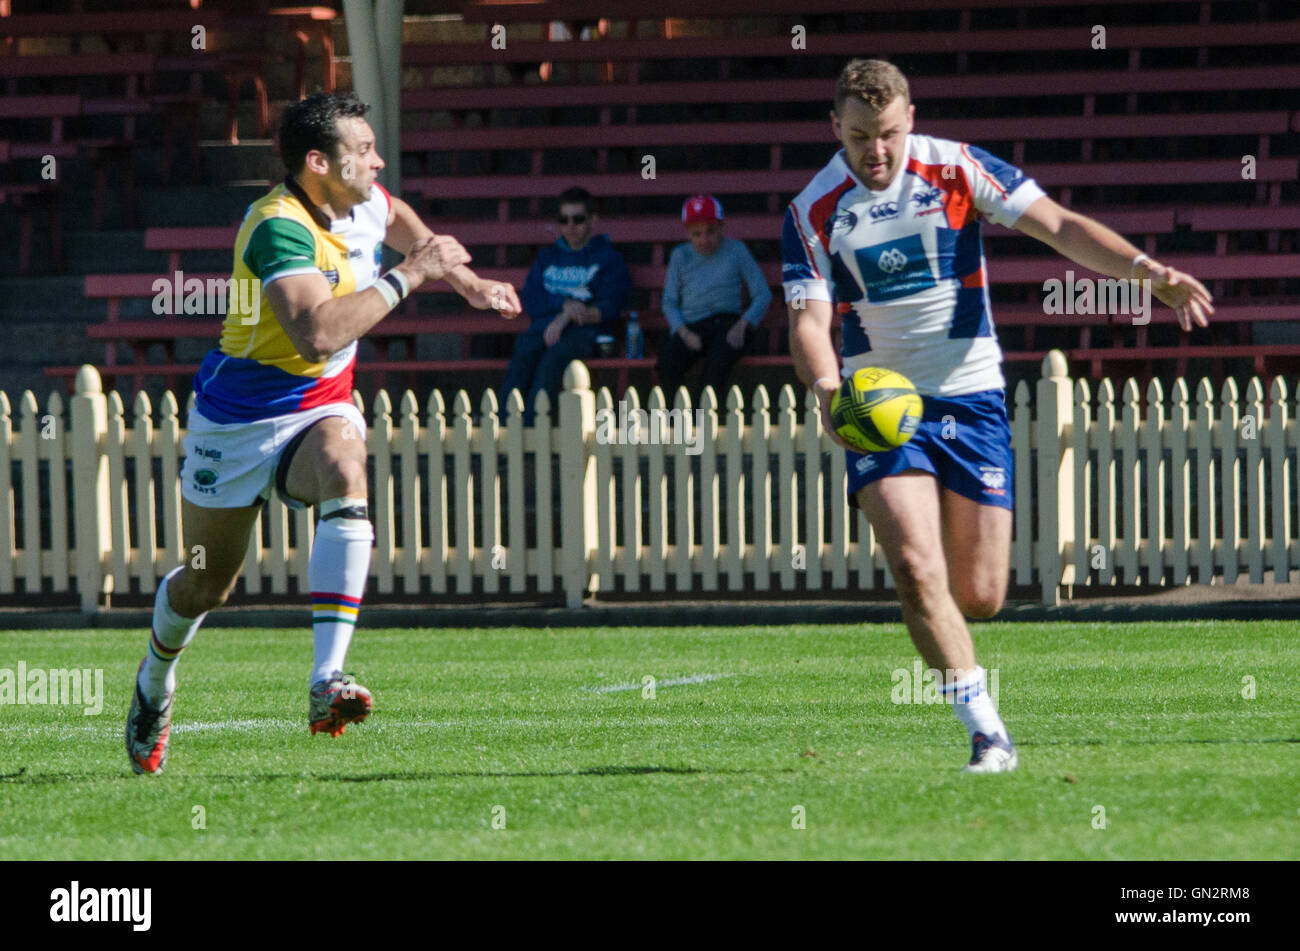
[556,214,588,224]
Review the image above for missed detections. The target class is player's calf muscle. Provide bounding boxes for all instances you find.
[170,501,260,617]
[168,565,240,617]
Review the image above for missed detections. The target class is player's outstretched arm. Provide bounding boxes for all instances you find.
[385,196,522,318]
[790,298,854,451]
[1013,196,1214,331]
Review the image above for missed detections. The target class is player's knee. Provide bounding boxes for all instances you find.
[953,582,1006,619]
[958,595,1002,619]
[318,458,367,499]
[891,551,947,604]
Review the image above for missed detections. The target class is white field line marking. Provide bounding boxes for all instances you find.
[582,672,736,694]
[0,718,299,737]
[176,718,463,733]
[0,717,558,737]
[173,718,294,734]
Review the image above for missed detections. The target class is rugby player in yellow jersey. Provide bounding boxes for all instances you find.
[126,92,522,774]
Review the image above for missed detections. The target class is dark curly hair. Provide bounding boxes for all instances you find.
[279,92,370,175]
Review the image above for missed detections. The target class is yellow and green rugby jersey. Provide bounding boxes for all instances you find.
[193,177,389,423]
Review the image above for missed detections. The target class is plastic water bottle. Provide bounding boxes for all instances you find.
[625,311,644,359]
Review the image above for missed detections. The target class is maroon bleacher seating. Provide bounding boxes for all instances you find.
[13,0,1298,393]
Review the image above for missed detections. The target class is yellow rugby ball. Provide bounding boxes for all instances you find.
[829,367,923,453]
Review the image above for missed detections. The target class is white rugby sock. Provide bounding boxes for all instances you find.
[137,566,206,706]
[309,497,373,686]
[942,666,1009,743]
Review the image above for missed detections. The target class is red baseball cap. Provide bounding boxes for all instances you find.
[682,195,723,224]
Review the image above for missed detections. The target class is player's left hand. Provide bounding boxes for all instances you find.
[726,319,749,349]
[1148,263,1214,332]
[466,279,522,317]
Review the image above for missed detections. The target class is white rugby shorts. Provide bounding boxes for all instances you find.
[180,402,368,509]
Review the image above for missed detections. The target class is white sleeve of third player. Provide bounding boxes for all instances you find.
[781,203,833,304]
[957,143,1047,229]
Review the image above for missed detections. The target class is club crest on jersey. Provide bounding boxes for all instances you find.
[321,268,340,286]
[827,209,858,235]
[854,235,937,302]
[911,186,943,208]
[192,468,219,495]
[877,248,908,273]
[979,465,1007,494]
[868,201,899,223]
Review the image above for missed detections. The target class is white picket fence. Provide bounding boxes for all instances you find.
[2,353,1296,613]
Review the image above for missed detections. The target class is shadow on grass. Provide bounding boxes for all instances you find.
[334,765,771,782]
[8,737,1296,784]
[1017,737,1300,747]
[0,764,794,784]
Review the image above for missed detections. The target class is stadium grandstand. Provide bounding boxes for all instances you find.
[1,0,1297,407]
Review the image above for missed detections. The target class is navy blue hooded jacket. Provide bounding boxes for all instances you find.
[520,234,632,332]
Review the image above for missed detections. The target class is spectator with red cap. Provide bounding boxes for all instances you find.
[657,195,772,402]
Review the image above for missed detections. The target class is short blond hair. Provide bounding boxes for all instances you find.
[834,58,911,114]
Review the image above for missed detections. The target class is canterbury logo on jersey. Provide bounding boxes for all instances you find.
[869,202,899,221]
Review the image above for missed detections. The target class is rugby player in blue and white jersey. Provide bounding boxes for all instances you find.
[785,59,1213,772]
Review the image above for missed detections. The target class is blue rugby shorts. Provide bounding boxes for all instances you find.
[845,389,1013,510]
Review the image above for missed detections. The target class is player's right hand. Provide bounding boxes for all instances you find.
[814,378,855,451]
[1147,262,1215,332]
[403,234,472,285]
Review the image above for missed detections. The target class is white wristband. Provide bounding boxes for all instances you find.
[1131,253,1152,279]
[374,278,401,310]
[387,268,411,297]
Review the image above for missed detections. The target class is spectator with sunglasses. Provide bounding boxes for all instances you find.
[500,186,631,422]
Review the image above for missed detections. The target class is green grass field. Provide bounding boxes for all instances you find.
[1,621,1296,860]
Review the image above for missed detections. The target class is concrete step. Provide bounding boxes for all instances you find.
[63,228,152,273]
[198,139,282,184]
[136,183,268,227]
[0,276,93,322]
[0,277,108,400]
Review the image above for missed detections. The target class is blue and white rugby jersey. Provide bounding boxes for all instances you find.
[782,134,1046,396]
